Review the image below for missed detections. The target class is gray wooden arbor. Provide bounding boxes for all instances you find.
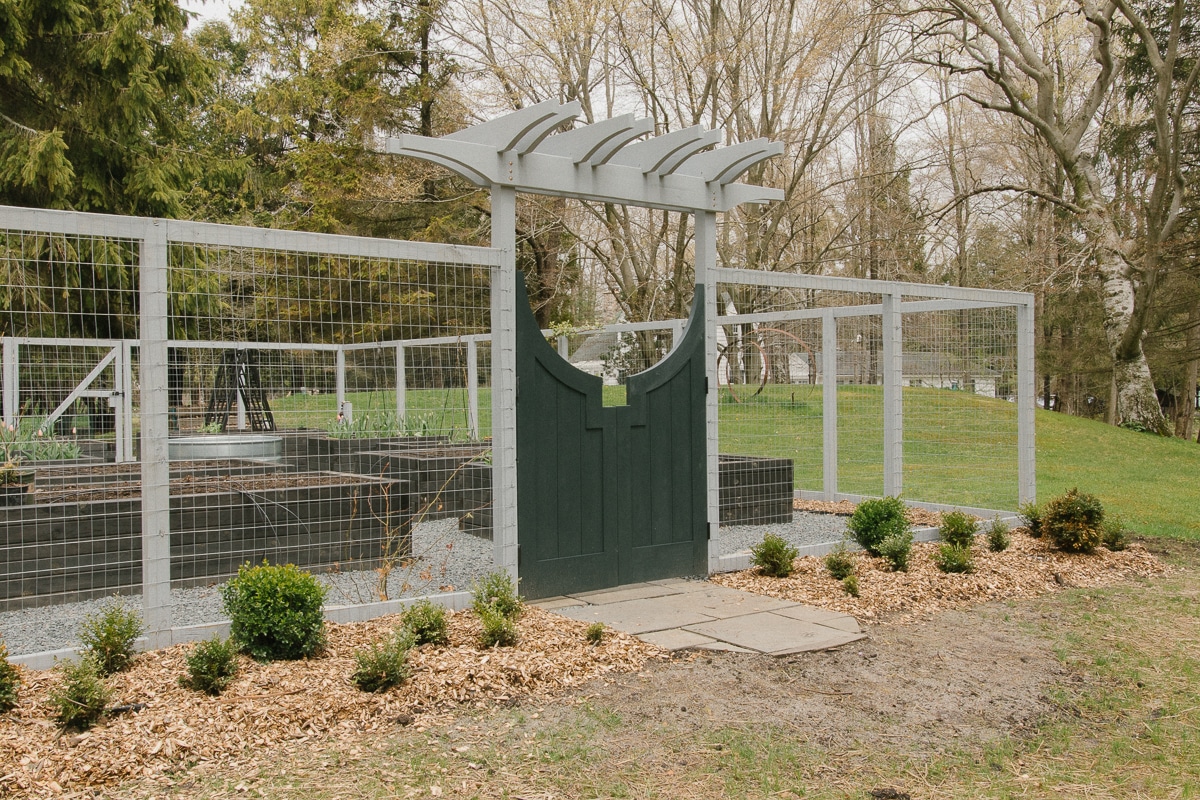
[381,100,783,586]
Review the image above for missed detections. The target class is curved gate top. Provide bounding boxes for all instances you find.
[515,274,708,599]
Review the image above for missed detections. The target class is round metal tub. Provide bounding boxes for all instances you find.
[169,434,283,461]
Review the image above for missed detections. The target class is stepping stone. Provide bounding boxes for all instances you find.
[553,596,715,634]
[684,611,866,656]
[771,605,863,633]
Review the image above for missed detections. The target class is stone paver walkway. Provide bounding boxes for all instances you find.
[535,579,866,656]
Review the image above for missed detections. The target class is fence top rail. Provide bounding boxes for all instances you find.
[0,205,503,267]
[716,267,1033,307]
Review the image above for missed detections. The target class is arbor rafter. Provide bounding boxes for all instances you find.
[380,99,783,213]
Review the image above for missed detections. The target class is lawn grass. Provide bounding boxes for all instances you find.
[269,384,1200,540]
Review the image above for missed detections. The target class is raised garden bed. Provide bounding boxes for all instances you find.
[349,445,491,529]
[0,469,406,610]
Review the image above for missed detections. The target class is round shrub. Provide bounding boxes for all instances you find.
[0,642,19,714]
[751,533,800,578]
[221,561,327,662]
[938,511,978,549]
[401,599,450,646]
[823,544,856,581]
[876,530,913,572]
[842,574,860,597]
[1101,515,1129,552]
[847,496,910,556]
[79,599,143,676]
[1042,488,1105,554]
[471,571,524,621]
[987,517,1012,552]
[933,544,974,574]
[1018,501,1042,537]
[180,636,239,695]
[478,604,519,648]
[585,622,605,645]
[352,629,414,693]
[50,657,109,731]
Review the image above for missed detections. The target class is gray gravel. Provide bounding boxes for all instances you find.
[0,518,493,657]
[1,513,848,658]
[716,511,849,556]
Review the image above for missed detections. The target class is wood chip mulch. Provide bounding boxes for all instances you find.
[0,607,665,798]
[713,528,1167,624]
[792,498,946,528]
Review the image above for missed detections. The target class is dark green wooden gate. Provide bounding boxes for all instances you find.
[516,274,708,599]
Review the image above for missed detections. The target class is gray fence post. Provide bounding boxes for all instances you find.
[141,222,172,647]
[822,311,838,500]
[696,211,720,570]
[1,337,16,428]
[467,338,479,440]
[491,186,519,583]
[882,292,903,497]
[395,343,407,421]
[1017,300,1036,504]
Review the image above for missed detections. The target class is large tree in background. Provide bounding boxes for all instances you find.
[916,0,1200,434]
[0,0,208,216]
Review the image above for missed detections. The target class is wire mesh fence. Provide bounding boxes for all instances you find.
[0,213,501,659]
[0,206,1033,661]
[713,271,1031,532]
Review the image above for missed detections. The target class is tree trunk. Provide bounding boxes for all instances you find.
[1083,207,1170,434]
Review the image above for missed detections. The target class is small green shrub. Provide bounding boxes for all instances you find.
[351,629,415,693]
[585,622,605,645]
[847,496,910,556]
[478,605,519,648]
[1018,501,1042,537]
[471,571,523,621]
[823,544,856,581]
[876,530,913,572]
[987,517,1012,552]
[221,561,328,662]
[1100,515,1129,552]
[401,599,450,646]
[842,574,860,597]
[50,657,109,731]
[750,533,799,578]
[933,544,975,574]
[180,637,239,695]
[938,510,978,549]
[1042,488,1105,554]
[78,599,143,676]
[0,642,19,713]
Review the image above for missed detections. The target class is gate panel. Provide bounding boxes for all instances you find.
[516,274,707,599]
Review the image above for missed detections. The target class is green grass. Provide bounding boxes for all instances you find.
[270,384,1200,541]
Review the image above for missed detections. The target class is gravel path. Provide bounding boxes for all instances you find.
[1,513,847,657]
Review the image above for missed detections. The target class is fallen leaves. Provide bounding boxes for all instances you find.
[713,529,1167,624]
[0,607,664,797]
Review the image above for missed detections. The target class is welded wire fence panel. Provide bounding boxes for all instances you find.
[167,242,495,623]
[0,216,498,660]
[835,314,885,499]
[901,304,1019,510]
[0,229,144,656]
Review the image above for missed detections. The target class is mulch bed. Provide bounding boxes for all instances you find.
[0,608,664,797]
[713,528,1167,623]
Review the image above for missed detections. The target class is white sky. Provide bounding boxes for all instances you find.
[180,0,242,27]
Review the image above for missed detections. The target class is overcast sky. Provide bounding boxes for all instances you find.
[180,0,241,27]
